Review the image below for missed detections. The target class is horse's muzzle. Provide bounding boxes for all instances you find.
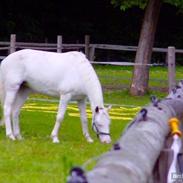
[99,134,111,144]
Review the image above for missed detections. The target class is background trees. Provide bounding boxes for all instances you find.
[0,0,183,46]
[1,0,183,95]
[112,0,183,95]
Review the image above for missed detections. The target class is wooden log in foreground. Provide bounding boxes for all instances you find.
[67,82,183,183]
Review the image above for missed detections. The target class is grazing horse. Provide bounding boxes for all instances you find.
[0,49,111,143]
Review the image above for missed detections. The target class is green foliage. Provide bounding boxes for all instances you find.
[165,0,183,9]
[111,0,148,10]
[111,0,183,11]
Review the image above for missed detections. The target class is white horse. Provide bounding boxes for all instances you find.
[0,49,111,143]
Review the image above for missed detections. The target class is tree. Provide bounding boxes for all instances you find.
[112,0,183,95]
[130,0,162,96]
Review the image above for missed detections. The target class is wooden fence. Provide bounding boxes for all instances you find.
[0,34,183,91]
[0,34,87,59]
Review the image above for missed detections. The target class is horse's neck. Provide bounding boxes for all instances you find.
[88,89,104,113]
[85,77,104,113]
[77,57,104,112]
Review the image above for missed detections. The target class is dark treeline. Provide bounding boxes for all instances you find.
[0,0,183,48]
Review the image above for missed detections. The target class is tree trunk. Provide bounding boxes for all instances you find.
[130,0,162,96]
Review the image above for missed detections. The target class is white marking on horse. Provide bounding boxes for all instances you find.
[0,49,111,143]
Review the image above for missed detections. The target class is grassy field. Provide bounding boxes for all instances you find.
[0,100,138,183]
[0,65,182,183]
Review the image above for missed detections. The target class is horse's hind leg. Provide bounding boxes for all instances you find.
[78,99,93,143]
[51,94,71,143]
[3,85,20,140]
[12,87,31,140]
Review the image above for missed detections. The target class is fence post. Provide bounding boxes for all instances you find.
[57,35,62,53]
[85,35,90,59]
[89,46,95,61]
[10,34,16,54]
[168,46,176,93]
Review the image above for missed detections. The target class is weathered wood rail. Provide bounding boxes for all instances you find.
[67,81,183,183]
[1,34,183,59]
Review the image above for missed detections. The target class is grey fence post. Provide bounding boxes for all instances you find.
[10,34,16,54]
[57,35,62,53]
[89,46,95,61]
[85,35,90,59]
[168,46,176,93]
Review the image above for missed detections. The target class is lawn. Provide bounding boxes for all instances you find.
[0,100,139,183]
[0,65,182,183]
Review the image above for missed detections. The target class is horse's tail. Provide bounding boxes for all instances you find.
[0,66,5,125]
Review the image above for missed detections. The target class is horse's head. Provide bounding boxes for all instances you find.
[92,106,111,144]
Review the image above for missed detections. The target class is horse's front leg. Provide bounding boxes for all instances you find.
[51,94,71,143]
[78,99,93,143]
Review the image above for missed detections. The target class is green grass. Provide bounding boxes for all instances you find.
[94,65,183,90]
[0,100,136,183]
[0,65,182,182]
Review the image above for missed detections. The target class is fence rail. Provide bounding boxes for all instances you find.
[67,82,183,183]
[1,34,183,60]
[0,34,183,92]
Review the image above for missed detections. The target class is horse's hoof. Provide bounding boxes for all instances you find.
[52,136,60,143]
[7,134,16,141]
[15,134,23,140]
[87,137,94,143]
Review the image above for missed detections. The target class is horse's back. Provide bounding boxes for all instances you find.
[0,49,94,96]
[1,49,87,66]
[1,49,88,74]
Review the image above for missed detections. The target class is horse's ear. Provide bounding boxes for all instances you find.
[107,105,112,112]
[95,106,99,113]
